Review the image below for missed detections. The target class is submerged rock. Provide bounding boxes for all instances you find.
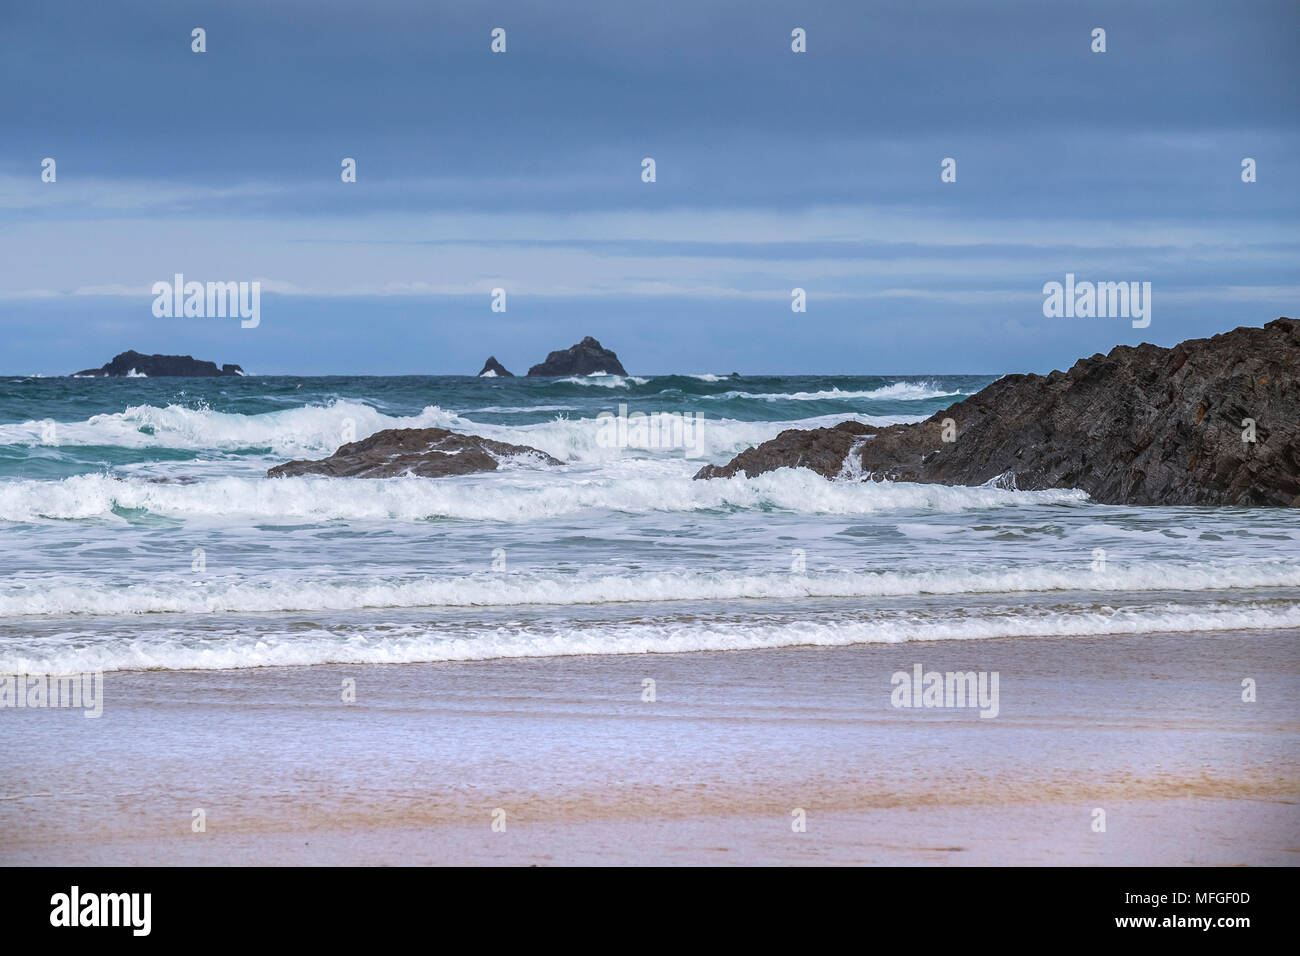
[267,427,560,479]
[696,318,1300,507]
[73,350,244,377]
[527,336,628,377]
[478,356,514,377]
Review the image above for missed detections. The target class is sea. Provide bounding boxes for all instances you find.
[2,372,1298,675]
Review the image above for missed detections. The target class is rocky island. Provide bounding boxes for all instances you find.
[696,318,1300,507]
[268,427,560,479]
[73,350,244,378]
[477,356,514,377]
[527,337,627,377]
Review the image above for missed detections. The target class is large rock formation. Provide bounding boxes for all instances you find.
[696,318,1300,507]
[478,356,514,377]
[73,350,244,377]
[267,427,561,479]
[527,337,628,377]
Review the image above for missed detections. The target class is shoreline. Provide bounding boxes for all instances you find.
[3,628,1297,865]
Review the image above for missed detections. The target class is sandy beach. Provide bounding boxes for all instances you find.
[3,627,1296,866]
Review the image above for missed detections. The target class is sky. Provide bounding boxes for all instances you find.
[1,0,1297,376]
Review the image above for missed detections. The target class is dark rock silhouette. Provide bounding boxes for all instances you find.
[477,356,514,377]
[696,318,1300,507]
[73,350,244,377]
[527,337,627,377]
[268,427,560,479]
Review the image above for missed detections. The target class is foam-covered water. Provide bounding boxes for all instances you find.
[2,372,1296,672]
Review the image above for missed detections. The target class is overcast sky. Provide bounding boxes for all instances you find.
[2,0,1297,375]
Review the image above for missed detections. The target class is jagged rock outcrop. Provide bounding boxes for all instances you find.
[267,427,560,479]
[527,337,628,377]
[696,318,1300,507]
[73,350,244,377]
[478,356,514,377]
[698,420,874,482]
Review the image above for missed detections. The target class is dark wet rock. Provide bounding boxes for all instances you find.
[527,336,628,377]
[267,427,561,479]
[478,356,514,377]
[699,421,874,482]
[73,350,244,377]
[696,318,1300,507]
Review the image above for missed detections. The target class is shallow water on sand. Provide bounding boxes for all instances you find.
[2,631,1296,864]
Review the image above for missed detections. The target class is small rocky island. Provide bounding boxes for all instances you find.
[696,318,1300,507]
[478,356,514,377]
[73,350,244,378]
[268,427,560,479]
[527,337,627,377]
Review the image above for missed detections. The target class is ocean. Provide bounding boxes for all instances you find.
[3,372,1299,676]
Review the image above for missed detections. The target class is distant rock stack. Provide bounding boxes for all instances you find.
[696,317,1300,507]
[526,337,627,377]
[72,350,244,377]
[477,356,514,377]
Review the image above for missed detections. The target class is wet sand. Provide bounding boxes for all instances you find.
[2,628,1297,865]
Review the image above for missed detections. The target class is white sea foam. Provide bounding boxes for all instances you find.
[1,561,1296,618]
[473,411,913,463]
[0,401,915,464]
[0,564,1289,616]
[4,599,1297,674]
[555,374,649,387]
[704,382,966,402]
[0,400,462,457]
[468,405,581,414]
[0,467,1087,524]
